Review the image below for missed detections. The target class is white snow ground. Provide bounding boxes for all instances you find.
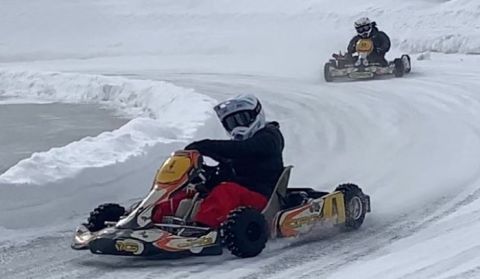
[1,0,480,278]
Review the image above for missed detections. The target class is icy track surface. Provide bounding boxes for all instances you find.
[1,0,480,278]
[2,55,480,279]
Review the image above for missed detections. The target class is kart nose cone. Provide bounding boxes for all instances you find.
[71,224,93,250]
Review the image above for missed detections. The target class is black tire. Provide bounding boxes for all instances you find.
[86,203,125,232]
[324,63,334,82]
[220,207,268,258]
[402,55,412,73]
[335,184,367,230]
[393,58,404,77]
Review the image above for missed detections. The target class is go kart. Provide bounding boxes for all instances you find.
[324,38,411,82]
[72,150,371,258]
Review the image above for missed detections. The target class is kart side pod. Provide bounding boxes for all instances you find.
[261,166,369,239]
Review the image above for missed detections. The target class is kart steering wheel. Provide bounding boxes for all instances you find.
[201,154,235,179]
[193,153,236,194]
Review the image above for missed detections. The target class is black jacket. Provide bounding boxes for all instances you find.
[347,26,391,55]
[185,122,284,198]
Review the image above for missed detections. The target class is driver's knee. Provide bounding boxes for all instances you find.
[194,182,267,228]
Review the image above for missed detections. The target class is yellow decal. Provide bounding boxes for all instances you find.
[322,192,346,223]
[356,39,374,53]
[156,156,192,184]
[177,236,215,248]
[287,215,322,229]
[115,239,144,255]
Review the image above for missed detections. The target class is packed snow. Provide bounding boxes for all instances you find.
[0,70,215,184]
[1,0,480,278]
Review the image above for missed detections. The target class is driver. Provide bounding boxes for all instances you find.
[347,17,391,66]
[151,94,285,228]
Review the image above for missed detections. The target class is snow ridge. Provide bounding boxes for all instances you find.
[0,70,215,184]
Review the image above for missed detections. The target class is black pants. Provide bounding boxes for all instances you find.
[367,52,388,66]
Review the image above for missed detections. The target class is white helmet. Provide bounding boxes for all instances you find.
[354,17,373,38]
[214,94,266,140]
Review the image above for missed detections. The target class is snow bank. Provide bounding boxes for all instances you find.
[1,0,479,71]
[0,70,216,184]
[389,1,480,54]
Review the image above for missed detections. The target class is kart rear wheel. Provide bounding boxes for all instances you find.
[86,203,125,232]
[220,207,268,258]
[324,63,334,82]
[335,184,367,230]
[393,58,405,77]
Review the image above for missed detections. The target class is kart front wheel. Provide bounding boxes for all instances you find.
[86,203,125,232]
[324,63,334,82]
[335,184,368,230]
[221,207,268,258]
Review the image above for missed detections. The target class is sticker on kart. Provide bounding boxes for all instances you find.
[115,239,145,255]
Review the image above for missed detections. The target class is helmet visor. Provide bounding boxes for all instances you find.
[356,24,371,34]
[222,110,256,132]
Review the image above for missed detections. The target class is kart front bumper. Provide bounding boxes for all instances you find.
[329,65,394,80]
[72,224,222,257]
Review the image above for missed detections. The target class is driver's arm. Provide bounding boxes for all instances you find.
[376,31,391,54]
[347,36,359,55]
[185,129,281,161]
